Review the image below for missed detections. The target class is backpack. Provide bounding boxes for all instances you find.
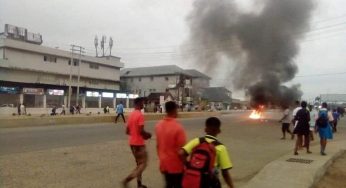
[316,111,328,128]
[182,137,221,188]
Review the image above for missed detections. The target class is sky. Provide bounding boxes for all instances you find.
[0,0,345,100]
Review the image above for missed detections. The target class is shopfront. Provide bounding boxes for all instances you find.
[128,94,139,108]
[23,87,44,108]
[85,91,100,108]
[116,93,127,107]
[0,86,20,107]
[46,89,65,108]
[101,92,114,108]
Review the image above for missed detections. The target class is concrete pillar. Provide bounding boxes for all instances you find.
[43,94,47,109]
[20,94,24,104]
[99,96,102,109]
[113,98,116,109]
[126,98,130,108]
[82,95,86,108]
[64,96,67,106]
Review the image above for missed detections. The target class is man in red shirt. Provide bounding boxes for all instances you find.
[155,101,187,188]
[122,97,151,188]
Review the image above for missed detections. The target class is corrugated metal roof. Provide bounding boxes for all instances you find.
[201,87,232,103]
[184,69,211,79]
[121,65,190,77]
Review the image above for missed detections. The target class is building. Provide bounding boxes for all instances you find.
[120,65,210,105]
[0,24,126,114]
[320,94,346,103]
[200,87,232,110]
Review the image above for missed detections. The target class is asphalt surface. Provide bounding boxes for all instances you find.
[1,111,344,188]
[0,112,244,156]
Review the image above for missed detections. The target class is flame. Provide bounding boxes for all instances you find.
[249,110,262,119]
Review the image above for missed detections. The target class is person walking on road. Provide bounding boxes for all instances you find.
[293,101,311,155]
[179,117,234,188]
[291,100,301,140]
[309,105,318,141]
[279,105,293,140]
[115,101,126,123]
[316,102,334,155]
[332,109,340,133]
[155,101,187,188]
[61,104,66,115]
[122,97,151,188]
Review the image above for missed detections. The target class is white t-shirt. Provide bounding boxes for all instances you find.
[282,109,291,123]
[292,107,302,117]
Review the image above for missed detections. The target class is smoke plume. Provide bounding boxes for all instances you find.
[187,0,314,107]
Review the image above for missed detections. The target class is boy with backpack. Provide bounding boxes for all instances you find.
[179,117,234,188]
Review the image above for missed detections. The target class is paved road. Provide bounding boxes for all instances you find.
[0,112,247,156]
[1,111,344,188]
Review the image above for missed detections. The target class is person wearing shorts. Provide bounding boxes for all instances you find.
[279,106,293,140]
[122,97,151,188]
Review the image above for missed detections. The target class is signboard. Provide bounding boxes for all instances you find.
[128,94,139,99]
[23,88,44,95]
[0,86,19,94]
[26,32,43,44]
[116,93,127,99]
[5,24,16,35]
[86,91,100,97]
[102,92,114,98]
[48,89,64,96]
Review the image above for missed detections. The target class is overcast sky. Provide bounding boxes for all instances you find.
[0,0,345,100]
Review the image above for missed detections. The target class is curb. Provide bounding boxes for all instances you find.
[242,141,346,188]
[0,112,221,128]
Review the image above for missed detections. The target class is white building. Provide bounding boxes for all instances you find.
[0,24,127,114]
[120,65,210,105]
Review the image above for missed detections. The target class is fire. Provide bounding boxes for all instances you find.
[249,110,262,119]
[249,105,264,119]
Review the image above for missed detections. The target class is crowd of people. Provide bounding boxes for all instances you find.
[279,101,342,156]
[122,97,234,188]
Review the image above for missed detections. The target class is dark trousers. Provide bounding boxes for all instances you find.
[332,120,338,132]
[115,113,125,123]
[282,123,292,134]
[164,173,183,188]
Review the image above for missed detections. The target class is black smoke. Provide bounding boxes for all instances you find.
[186,0,315,107]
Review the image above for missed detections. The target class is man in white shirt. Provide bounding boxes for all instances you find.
[279,106,293,139]
[291,101,301,140]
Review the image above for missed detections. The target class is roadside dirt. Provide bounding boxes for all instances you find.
[315,152,346,188]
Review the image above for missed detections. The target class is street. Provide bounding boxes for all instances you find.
[0,111,345,188]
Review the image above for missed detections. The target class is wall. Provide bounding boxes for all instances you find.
[0,69,119,90]
[1,49,120,82]
[123,75,179,96]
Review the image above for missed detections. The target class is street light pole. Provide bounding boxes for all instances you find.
[76,46,85,106]
[68,45,74,108]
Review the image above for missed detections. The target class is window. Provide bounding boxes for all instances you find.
[43,55,57,63]
[165,77,169,81]
[150,76,154,81]
[89,63,99,69]
[138,77,142,82]
[73,60,79,66]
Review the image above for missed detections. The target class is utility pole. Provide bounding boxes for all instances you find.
[68,45,85,108]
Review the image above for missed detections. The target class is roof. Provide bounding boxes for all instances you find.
[0,38,124,68]
[147,92,174,101]
[121,65,190,77]
[184,69,211,79]
[320,94,346,102]
[201,87,232,103]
